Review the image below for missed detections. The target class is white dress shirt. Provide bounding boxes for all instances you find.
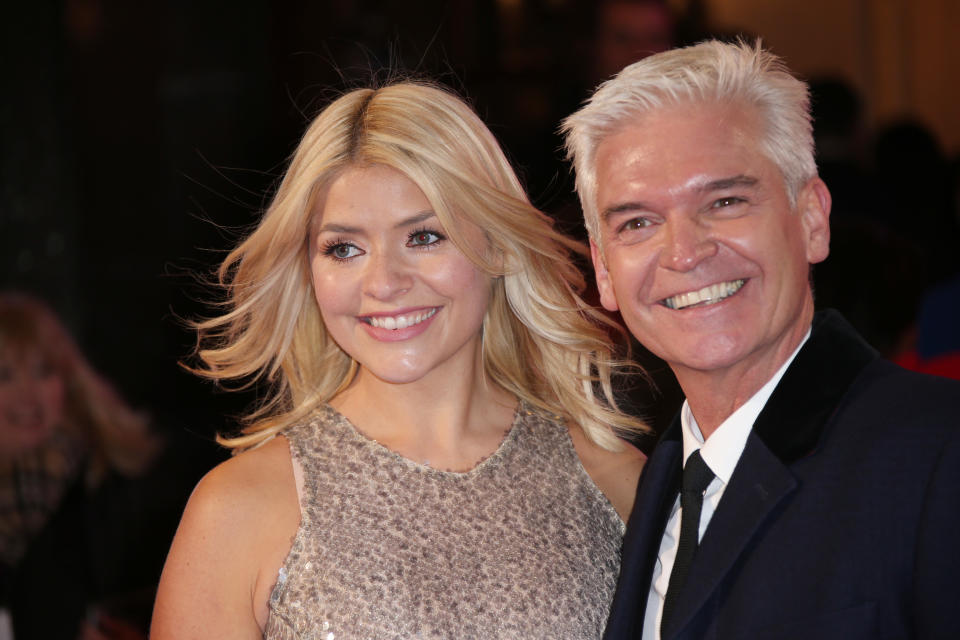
[641,331,809,640]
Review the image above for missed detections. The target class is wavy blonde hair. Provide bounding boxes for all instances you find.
[193,81,648,451]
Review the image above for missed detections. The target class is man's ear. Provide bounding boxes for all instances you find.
[590,238,620,312]
[798,177,831,265]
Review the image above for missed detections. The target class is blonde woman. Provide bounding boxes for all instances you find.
[152,81,647,639]
[0,292,158,638]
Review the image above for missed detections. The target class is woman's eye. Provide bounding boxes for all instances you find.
[323,242,362,260]
[407,229,444,247]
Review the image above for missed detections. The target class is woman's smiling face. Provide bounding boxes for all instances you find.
[0,347,65,458]
[309,165,492,386]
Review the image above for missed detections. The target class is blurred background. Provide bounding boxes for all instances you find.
[2,0,959,637]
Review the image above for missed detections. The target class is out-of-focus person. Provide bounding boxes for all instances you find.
[594,0,676,82]
[0,292,159,639]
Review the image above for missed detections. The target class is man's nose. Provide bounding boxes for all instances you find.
[361,251,414,300]
[659,216,718,271]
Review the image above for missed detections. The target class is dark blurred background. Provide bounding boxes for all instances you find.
[2,0,959,636]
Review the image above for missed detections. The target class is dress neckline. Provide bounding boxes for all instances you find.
[317,401,525,476]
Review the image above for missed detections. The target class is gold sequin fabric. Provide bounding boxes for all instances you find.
[264,403,626,640]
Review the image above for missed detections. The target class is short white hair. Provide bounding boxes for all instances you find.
[562,39,817,240]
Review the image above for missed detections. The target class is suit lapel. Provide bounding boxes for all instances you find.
[661,433,797,638]
[605,428,682,639]
[751,310,877,462]
[660,310,878,638]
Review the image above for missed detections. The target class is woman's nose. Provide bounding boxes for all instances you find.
[361,251,414,300]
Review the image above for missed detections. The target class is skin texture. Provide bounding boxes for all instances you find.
[152,164,645,638]
[310,165,517,471]
[309,165,493,389]
[151,436,298,638]
[0,349,64,459]
[591,101,831,437]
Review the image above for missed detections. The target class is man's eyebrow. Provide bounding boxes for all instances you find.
[699,175,759,192]
[600,202,650,223]
[316,210,436,234]
[599,175,760,222]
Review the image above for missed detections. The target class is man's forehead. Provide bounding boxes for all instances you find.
[598,98,763,146]
[595,104,770,189]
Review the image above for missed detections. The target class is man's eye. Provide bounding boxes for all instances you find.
[618,217,652,233]
[407,229,444,247]
[712,197,745,208]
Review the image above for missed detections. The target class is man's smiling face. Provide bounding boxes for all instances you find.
[590,100,830,387]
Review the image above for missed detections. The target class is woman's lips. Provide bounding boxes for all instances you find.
[358,307,441,342]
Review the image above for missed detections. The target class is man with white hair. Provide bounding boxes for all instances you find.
[564,40,960,640]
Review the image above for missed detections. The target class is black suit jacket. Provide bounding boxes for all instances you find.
[605,310,960,639]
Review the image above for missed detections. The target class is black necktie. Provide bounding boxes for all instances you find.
[661,449,715,635]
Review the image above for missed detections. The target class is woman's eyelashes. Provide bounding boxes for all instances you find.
[321,238,363,261]
[406,227,445,248]
[319,228,446,263]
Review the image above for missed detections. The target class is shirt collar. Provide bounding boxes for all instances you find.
[680,329,811,483]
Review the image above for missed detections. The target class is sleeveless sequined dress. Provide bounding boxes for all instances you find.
[264,403,626,640]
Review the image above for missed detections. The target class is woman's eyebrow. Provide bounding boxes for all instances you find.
[316,222,361,234]
[316,211,436,235]
[393,210,436,229]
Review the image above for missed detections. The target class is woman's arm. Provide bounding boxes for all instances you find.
[151,437,300,639]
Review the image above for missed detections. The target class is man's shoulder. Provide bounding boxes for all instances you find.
[854,357,960,411]
[831,357,960,444]
[757,318,958,465]
[805,309,959,429]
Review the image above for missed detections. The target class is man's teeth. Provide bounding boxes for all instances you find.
[365,308,437,330]
[662,279,745,310]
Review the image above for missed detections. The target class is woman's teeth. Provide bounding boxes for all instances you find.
[662,279,745,310]
[365,308,437,330]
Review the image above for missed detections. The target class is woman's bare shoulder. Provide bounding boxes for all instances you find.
[567,425,646,523]
[182,435,298,537]
[205,435,296,502]
[151,435,300,639]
